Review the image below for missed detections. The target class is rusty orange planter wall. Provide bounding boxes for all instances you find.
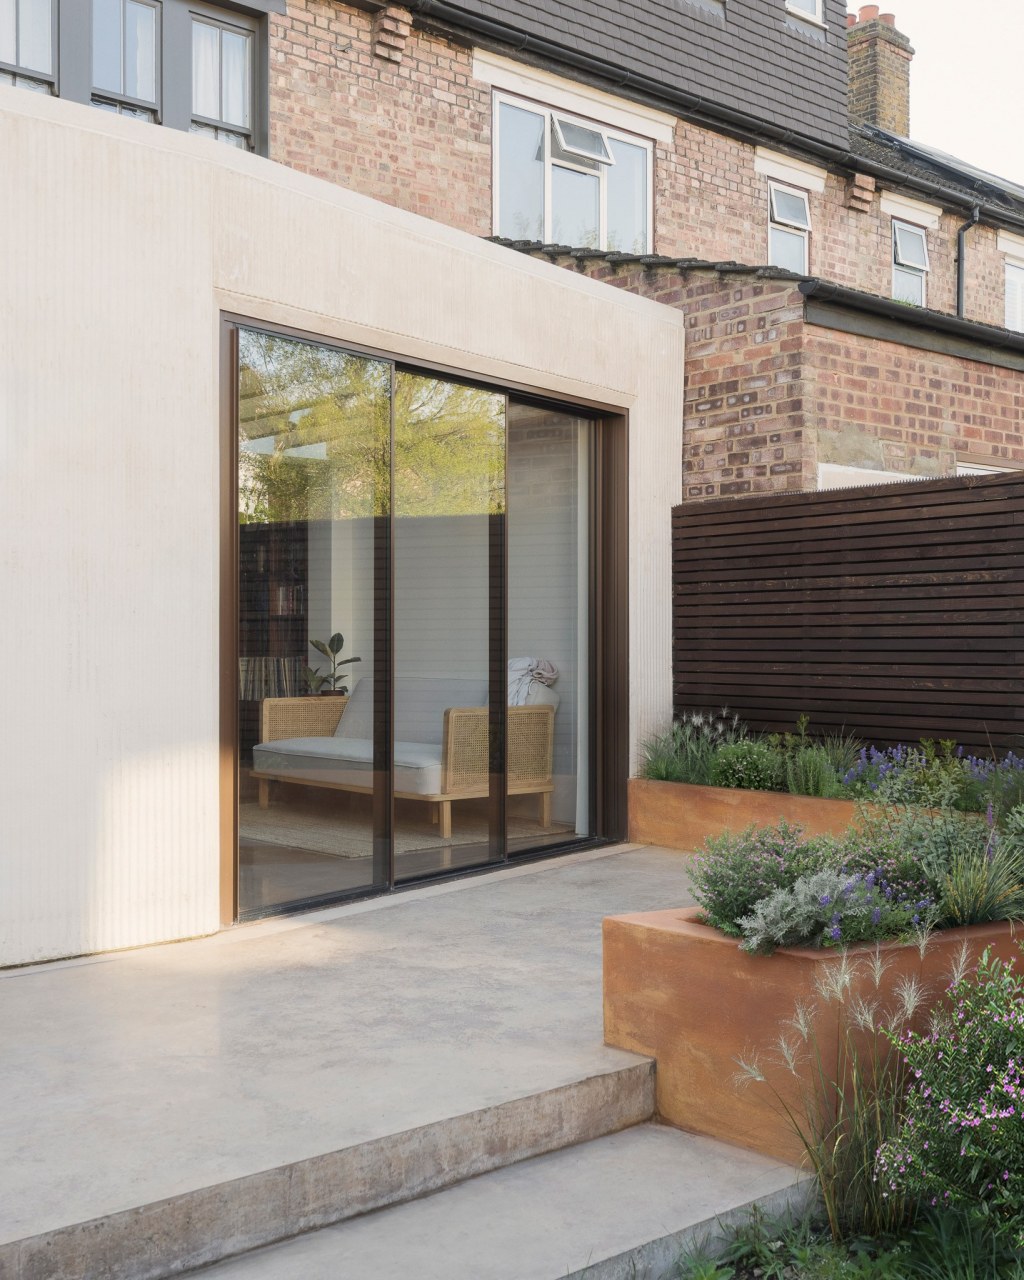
[628,778,866,852]
[604,905,1021,1164]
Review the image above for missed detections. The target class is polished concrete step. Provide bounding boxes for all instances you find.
[191,1124,809,1280]
[2,1062,655,1280]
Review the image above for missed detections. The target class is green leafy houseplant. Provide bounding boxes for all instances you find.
[305,632,361,694]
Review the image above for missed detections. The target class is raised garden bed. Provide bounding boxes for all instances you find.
[628,778,864,852]
[603,905,1021,1164]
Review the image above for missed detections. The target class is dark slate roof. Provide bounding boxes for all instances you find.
[488,237,810,281]
[429,0,850,151]
[850,124,1024,222]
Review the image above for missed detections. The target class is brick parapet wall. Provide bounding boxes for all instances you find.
[805,326,1024,476]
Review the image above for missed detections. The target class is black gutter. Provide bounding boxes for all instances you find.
[956,206,982,318]
[799,279,1024,354]
[405,0,1024,237]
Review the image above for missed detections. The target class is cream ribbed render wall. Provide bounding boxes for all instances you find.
[0,90,684,966]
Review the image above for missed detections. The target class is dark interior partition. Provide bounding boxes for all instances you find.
[673,471,1024,748]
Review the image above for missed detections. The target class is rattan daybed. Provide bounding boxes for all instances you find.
[251,676,556,838]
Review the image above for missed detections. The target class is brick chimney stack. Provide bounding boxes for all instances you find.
[846,6,914,136]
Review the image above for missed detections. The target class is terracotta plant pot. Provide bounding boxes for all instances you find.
[603,905,1021,1164]
[628,778,867,852]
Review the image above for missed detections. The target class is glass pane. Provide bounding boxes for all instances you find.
[893,265,925,306]
[124,0,155,102]
[0,0,14,65]
[554,116,612,162]
[17,0,51,74]
[894,223,928,268]
[496,101,544,242]
[393,373,505,882]
[237,329,390,915]
[787,0,818,14]
[218,128,249,148]
[221,28,249,127]
[769,225,807,273]
[189,120,217,138]
[771,185,810,229]
[607,137,648,252]
[191,19,219,119]
[92,0,122,94]
[551,165,599,248]
[506,404,591,854]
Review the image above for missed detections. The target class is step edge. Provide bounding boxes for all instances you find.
[3,1059,655,1280]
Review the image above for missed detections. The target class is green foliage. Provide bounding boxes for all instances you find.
[689,822,826,935]
[307,632,361,694]
[785,745,846,799]
[639,709,746,784]
[710,739,785,792]
[877,950,1024,1246]
[736,869,929,955]
[903,1208,1024,1280]
[939,830,1024,927]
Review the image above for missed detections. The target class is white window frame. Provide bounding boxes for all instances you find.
[189,10,254,150]
[767,179,810,274]
[1005,259,1024,332]
[785,0,824,25]
[892,218,929,306]
[492,89,654,253]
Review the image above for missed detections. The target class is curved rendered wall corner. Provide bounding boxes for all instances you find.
[0,90,684,965]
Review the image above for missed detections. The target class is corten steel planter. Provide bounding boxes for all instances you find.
[628,778,866,852]
[603,905,1021,1164]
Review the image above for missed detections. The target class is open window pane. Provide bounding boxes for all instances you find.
[497,101,545,241]
[552,165,599,248]
[92,0,122,93]
[894,222,928,268]
[221,28,249,127]
[770,183,810,229]
[192,20,219,119]
[552,115,613,164]
[769,224,807,274]
[18,0,52,74]
[893,265,925,305]
[124,0,155,102]
[606,136,648,253]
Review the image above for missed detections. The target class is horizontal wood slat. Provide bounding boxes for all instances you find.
[673,472,1024,749]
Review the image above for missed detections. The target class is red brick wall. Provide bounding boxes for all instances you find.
[267,1,1017,333]
[267,2,491,235]
[805,326,1024,475]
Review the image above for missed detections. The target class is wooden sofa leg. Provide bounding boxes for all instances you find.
[438,800,452,839]
[539,792,551,828]
[258,779,270,810]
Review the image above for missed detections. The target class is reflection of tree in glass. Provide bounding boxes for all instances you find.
[238,330,505,523]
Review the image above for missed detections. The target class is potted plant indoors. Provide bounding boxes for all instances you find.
[305,632,361,695]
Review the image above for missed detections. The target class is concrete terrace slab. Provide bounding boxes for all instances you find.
[198,1124,808,1280]
[0,846,695,1252]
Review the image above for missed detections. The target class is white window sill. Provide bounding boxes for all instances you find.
[784,8,827,31]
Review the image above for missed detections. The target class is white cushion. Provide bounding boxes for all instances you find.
[254,736,444,796]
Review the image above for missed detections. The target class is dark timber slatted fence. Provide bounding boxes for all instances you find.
[673,471,1024,749]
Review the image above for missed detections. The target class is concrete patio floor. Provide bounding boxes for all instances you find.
[1,846,694,1246]
[1,843,808,1280]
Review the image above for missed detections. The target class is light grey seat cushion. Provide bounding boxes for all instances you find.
[253,736,444,795]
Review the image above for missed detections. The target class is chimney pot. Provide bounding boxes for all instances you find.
[846,12,856,26]
[848,7,913,135]
[879,11,896,24]
[858,4,880,20]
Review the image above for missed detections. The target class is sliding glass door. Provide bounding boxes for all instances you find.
[231,323,596,918]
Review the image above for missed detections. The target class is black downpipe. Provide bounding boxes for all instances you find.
[956,207,982,318]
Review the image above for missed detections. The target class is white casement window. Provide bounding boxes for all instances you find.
[0,0,54,93]
[92,0,160,120]
[1005,262,1024,332]
[767,180,810,274]
[493,91,653,253]
[892,219,929,306]
[785,0,824,22]
[190,14,252,149]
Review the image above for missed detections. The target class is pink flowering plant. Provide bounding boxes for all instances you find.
[876,949,1024,1244]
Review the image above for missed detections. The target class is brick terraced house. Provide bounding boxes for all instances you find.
[8,0,1024,497]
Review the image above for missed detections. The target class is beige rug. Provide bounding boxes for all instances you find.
[239,797,566,859]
